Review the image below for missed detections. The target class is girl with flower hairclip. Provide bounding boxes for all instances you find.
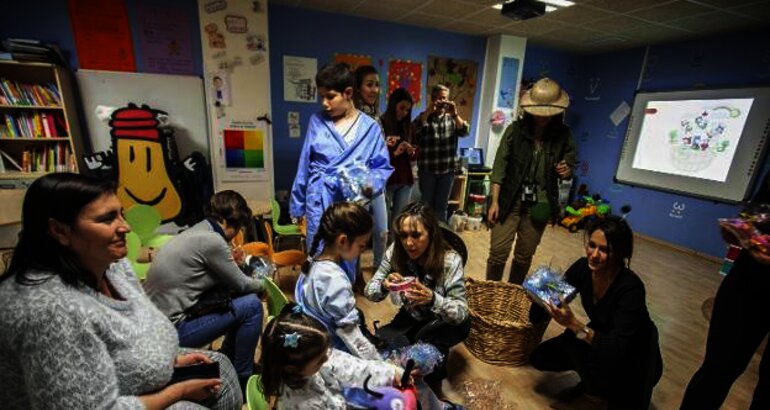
[258,303,407,409]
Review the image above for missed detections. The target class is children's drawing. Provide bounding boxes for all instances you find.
[427,56,479,125]
[333,53,372,71]
[497,57,519,109]
[204,23,226,49]
[225,15,247,33]
[387,59,422,107]
[204,0,227,13]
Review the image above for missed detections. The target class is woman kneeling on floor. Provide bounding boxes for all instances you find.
[529,215,662,410]
[364,201,471,396]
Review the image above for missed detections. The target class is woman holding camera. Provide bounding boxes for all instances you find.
[486,78,576,284]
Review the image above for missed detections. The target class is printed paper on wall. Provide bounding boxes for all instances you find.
[283,55,317,103]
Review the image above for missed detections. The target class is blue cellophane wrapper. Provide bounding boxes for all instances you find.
[331,161,374,203]
[247,256,276,280]
[381,342,444,376]
[523,265,577,308]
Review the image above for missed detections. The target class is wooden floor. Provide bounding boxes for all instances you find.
[273,226,764,409]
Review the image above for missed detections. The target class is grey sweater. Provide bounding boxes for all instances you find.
[143,220,264,324]
[0,259,179,409]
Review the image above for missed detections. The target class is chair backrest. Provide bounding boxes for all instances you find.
[440,225,468,266]
[246,374,268,410]
[262,220,275,256]
[263,276,289,319]
[271,199,282,225]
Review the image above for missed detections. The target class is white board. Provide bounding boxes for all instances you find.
[75,69,209,160]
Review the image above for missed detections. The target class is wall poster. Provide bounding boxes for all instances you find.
[333,53,372,71]
[283,55,317,103]
[427,55,479,123]
[68,0,136,71]
[387,59,422,108]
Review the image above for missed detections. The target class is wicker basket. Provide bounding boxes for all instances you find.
[464,277,548,366]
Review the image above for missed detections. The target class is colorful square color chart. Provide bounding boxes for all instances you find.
[223,129,264,168]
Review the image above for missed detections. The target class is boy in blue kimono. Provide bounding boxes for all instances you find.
[290,63,393,281]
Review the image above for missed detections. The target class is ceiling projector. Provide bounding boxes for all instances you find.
[500,0,547,20]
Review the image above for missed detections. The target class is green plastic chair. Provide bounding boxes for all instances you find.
[246,374,268,410]
[271,199,302,236]
[125,205,174,246]
[126,231,149,281]
[263,276,289,321]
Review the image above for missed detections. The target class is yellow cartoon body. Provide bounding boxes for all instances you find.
[116,138,182,222]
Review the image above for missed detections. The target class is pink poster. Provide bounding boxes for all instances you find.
[136,4,195,75]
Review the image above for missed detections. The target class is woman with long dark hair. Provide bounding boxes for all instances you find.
[0,173,241,409]
[381,87,417,229]
[364,202,470,393]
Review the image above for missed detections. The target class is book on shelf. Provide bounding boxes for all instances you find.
[0,78,61,106]
[18,142,73,173]
[0,111,64,138]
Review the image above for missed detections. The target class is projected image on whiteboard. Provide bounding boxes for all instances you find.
[631,98,754,182]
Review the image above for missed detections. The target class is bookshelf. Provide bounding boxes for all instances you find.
[0,60,85,181]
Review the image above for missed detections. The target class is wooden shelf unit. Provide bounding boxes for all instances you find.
[0,60,84,179]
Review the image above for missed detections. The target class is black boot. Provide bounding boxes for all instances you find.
[486,263,505,281]
[508,263,529,285]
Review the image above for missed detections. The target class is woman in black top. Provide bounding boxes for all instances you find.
[529,215,662,409]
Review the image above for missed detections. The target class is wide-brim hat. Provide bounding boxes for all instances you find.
[520,77,570,117]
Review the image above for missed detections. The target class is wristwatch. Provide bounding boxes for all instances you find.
[575,326,591,341]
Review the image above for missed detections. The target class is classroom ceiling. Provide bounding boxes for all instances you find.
[268,0,770,54]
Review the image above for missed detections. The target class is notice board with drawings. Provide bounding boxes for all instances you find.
[76,69,209,161]
[197,0,274,201]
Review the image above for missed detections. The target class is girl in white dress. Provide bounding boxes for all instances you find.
[258,303,402,410]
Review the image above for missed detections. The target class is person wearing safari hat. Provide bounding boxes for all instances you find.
[486,77,576,284]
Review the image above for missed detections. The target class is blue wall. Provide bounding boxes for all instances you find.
[3,2,768,257]
[568,28,770,258]
[0,0,203,75]
[268,4,487,193]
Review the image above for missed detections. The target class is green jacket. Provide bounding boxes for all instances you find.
[490,121,576,222]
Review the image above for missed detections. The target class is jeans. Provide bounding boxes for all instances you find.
[418,170,454,222]
[371,193,388,268]
[176,293,264,378]
[386,184,413,229]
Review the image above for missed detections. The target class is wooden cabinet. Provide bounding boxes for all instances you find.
[0,60,85,185]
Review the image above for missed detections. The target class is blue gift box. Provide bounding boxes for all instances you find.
[523,266,577,308]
